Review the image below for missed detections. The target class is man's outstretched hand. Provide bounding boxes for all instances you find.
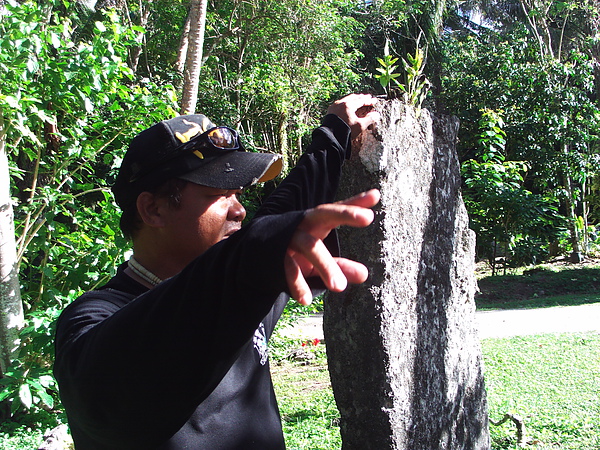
[285,189,380,305]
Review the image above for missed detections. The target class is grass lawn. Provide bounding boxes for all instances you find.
[0,411,64,450]
[482,333,600,449]
[475,261,600,310]
[272,356,341,450]
[272,332,600,450]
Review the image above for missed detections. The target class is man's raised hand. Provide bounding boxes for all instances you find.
[327,94,380,139]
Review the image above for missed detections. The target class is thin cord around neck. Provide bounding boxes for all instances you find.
[128,256,163,287]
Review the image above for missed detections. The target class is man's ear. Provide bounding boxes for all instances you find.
[136,192,167,228]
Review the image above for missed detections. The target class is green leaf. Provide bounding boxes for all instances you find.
[36,388,54,409]
[3,95,19,108]
[49,32,61,49]
[18,383,33,409]
[0,388,13,402]
[35,109,56,124]
[83,96,94,113]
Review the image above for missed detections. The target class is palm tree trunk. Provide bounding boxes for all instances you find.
[175,8,192,76]
[277,111,289,174]
[180,0,208,115]
[127,1,152,74]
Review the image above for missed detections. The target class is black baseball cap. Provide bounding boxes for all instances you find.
[112,114,283,208]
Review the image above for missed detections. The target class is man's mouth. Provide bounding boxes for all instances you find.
[224,227,241,238]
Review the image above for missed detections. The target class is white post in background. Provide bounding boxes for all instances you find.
[0,123,23,376]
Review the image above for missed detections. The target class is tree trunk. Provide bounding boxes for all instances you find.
[560,143,583,263]
[324,100,489,449]
[175,8,192,76]
[276,111,289,174]
[519,0,555,59]
[588,1,600,108]
[563,172,583,263]
[127,1,152,74]
[180,0,208,115]
[0,125,24,378]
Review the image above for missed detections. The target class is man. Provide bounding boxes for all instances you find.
[54,94,379,449]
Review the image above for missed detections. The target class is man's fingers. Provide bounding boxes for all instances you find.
[289,230,347,293]
[327,94,377,115]
[335,189,381,208]
[298,204,374,241]
[334,258,369,285]
[285,251,370,306]
[285,188,379,305]
[293,189,379,248]
[301,190,380,232]
[284,252,313,306]
[327,94,380,139]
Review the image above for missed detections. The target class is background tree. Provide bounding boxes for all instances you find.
[442,1,600,263]
[195,0,364,170]
[0,116,23,385]
[180,0,208,114]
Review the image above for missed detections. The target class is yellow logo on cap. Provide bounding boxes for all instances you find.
[175,119,205,143]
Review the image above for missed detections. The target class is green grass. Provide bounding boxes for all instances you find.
[3,334,598,450]
[271,346,341,450]
[483,333,600,449]
[270,262,600,449]
[0,411,63,450]
[272,333,600,450]
[0,427,43,450]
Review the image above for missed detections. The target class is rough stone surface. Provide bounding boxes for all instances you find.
[37,424,74,450]
[324,100,489,450]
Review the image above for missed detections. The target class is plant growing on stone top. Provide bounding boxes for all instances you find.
[374,39,430,110]
[397,44,430,110]
[374,41,402,96]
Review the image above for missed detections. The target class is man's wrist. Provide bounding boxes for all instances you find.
[321,114,352,158]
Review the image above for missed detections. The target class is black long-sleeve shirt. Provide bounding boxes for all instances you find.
[53,114,351,449]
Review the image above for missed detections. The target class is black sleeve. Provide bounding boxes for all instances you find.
[254,114,351,217]
[54,211,305,449]
[254,113,350,291]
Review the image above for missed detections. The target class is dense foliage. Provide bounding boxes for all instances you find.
[1,0,600,442]
[0,0,177,416]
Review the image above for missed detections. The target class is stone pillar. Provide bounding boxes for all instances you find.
[324,100,489,450]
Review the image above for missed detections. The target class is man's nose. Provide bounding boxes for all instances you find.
[229,195,246,222]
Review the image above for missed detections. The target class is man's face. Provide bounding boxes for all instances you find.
[159,182,246,267]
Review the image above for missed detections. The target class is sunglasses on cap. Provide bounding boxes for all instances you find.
[129,126,243,183]
[180,126,243,156]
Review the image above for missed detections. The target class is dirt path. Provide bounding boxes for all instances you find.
[476,302,600,339]
[282,303,600,341]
